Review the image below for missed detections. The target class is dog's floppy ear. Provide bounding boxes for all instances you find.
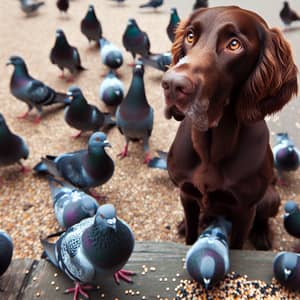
[171,19,189,65]
[236,28,298,122]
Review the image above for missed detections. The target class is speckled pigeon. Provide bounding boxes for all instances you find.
[139,0,163,9]
[0,113,29,172]
[122,19,151,63]
[7,56,69,123]
[48,178,99,229]
[280,1,300,26]
[80,4,102,44]
[272,133,300,183]
[41,203,135,300]
[193,0,208,10]
[185,217,232,289]
[140,52,172,72]
[116,62,154,163]
[50,29,86,80]
[166,8,180,43]
[273,252,300,291]
[33,132,114,196]
[0,230,13,278]
[99,38,123,71]
[20,0,44,15]
[64,86,115,138]
[56,0,69,14]
[99,71,124,106]
[283,200,300,239]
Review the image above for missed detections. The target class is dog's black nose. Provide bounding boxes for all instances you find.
[162,71,195,102]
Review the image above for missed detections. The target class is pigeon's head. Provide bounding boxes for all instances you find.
[284,200,298,214]
[6,56,25,67]
[282,252,298,280]
[67,86,83,100]
[127,18,137,27]
[88,4,95,11]
[95,204,117,231]
[89,132,111,150]
[133,61,145,76]
[170,7,177,13]
[55,29,67,41]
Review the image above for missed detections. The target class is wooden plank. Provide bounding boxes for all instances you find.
[0,258,35,300]
[20,241,277,300]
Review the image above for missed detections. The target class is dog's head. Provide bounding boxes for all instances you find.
[162,6,298,131]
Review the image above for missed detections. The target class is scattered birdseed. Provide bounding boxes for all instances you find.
[54,273,58,277]
[25,269,30,274]
[50,281,55,285]
[32,276,38,281]
[55,286,59,291]
[35,292,40,297]
[150,267,156,271]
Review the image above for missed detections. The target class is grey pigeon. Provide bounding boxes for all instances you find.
[116,62,154,163]
[99,71,124,106]
[56,0,69,14]
[280,1,300,26]
[272,133,300,184]
[41,204,135,299]
[273,252,300,291]
[20,0,44,15]
[0,230,13,278]
[64,86,115,138]
[148,150,167,170]
[50,29,86,80]
[7,56,69,123]
[140,52,172,72]
[122,19,151,63]
[283,200,300,239]
[0,113,29,172]
[33,132,114,196]
[80,4,102,44]
[139,0,163,9]
[193,0,208,10]
[48,178,99,229]
[166,8,180,43]
[99,38,123,71]
[185,217,232,289]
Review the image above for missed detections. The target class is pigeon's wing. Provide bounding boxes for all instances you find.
[147,106,154,137]
[26,79,52,105]
[40,239,59,268]
[73,47,82,66]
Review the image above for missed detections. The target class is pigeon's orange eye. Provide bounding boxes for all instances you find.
[186,30,194,44]
[227,39,241,51]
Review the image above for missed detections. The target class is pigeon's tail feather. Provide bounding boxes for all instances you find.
[40,238,59,268]
[77,65,87,72]
[148,157,167,170]
[139,3,151,8]
[54,93,71,105]
[42,157,61,178]
[36,2,45,7]
[102,113,116,130]
[33,161,49,174]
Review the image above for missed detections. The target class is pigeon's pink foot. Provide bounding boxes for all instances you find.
[277,177,288,187]
[20,165,30,174]
[88,189,107,202]
[33,116,41,124]
[64,282,94,300]
[16,111,29,120]
[59,72,65,79]
[118,145,128,159]
[114,269,136,284]
[71,131,82,139]
[143,152,151,164]
[66,76,75,83]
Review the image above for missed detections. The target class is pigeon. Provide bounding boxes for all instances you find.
[48,177,99,229]
[41,203,135,300]
[140,52,172,72]
[166,8,180,43]
[116,62,154,163]
[0,113,29,172]
[80,4,102,44]
[7,56,69,123]
[273,252,300,291]
[56,0,69,14]
[193,0,208,10]
[283,200,300,239]
[185,217,232,289]
[19,0,45,16]
[99,71,124,106]
[0,230,13,277]
[34,132,114,196]
[64,86,116,138]
[99,38,123,71]
[280,1,300,27]
[272,133,300,183]
[139,0,163,9]
[122,19,151,63]
[50,29,86,80]
[148,150,167,170]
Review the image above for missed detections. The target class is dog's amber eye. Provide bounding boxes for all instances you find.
[186,31,194,44]
[227,39,241,51]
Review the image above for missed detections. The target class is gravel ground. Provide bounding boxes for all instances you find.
[0,0,300,266]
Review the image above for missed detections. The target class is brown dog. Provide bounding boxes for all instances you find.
[161,6,298,249]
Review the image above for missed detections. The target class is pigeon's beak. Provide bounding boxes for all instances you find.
[67,91,74,100]
[284,268,292,280]
[6,60,12,66]
[203,278,211,289]
[107,217,117,231]
[103,140,111,148]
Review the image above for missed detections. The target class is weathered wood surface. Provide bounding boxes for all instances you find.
[2,241,277,299]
